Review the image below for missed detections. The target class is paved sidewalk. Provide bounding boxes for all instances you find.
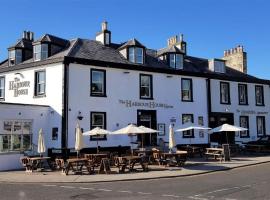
[0,155,270,183]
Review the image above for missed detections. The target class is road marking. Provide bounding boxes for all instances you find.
[117,190,132,193]
[60,186,75,189]
[162,194,180,198]
[79,187,96,190]
[137,192,152,195]
[98,188,112,192]
[43,184,57,187]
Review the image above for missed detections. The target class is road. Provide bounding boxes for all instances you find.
[1,163,270,200]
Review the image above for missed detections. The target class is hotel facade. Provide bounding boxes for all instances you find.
[0,22,269,170]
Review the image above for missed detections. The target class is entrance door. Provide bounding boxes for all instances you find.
[209,112,235,144]
[137,110,157,147]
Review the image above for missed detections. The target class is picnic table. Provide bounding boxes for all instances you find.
[180,146,203,157]
[65,158,93,175]
[161,152,187,167]
[115,156,149,172]
[25,157,52,172]
[205,148,224,161]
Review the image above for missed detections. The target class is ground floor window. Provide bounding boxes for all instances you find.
[257,116,266,137]
[182,114,194,138]
[90,112,107,141]
[239,116,249,138]
[0,120,32,153]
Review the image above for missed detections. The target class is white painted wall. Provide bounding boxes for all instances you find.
[67,64,209,149]
[210,79,270,143]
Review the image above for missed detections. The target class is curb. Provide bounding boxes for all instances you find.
[1,160,270,184]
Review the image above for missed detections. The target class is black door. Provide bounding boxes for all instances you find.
[209,112,235,144]
[137,110,157,147]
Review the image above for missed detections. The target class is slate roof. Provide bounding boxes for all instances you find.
[0,34,268,84]
[8,38,33,50]
[118,38,145,50]
[33,34,69,47]
[157,45,184,56]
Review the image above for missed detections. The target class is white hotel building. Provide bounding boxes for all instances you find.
[0,22,269,170]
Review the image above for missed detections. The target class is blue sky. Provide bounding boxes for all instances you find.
[1,0,270,79]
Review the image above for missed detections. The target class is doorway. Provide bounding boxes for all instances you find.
[137,110,157,147]
[209,112,235,144]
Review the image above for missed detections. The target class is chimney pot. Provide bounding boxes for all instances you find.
[180,34,184,42]
[102,21,108,31]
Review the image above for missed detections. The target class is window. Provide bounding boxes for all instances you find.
[182,114,194,138]
[34,44,48,61]
[129,47,143,64]
[140,74,153,99]
[220,82,230,104]
[238,84,248,105]
[169,54,183,69]
[0,77,5,99]
[239,116,249,138]
[34,70,46,96]
[181,78,193,101]
[91,69,106,97]
[0,120,32,153]
[90,112,106,141]
[257,116,266,137]
[255,85,264,106]
[8,49,22,66]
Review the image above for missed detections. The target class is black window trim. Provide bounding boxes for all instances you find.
[90,111,107,141]
[139,73,153,100]
[255,85,265,106]
[220,81,231,105]
[90,68,107,97]
[239,116,250,138]
[181,78,193,102]
[127,46,145,64]
[256,116,266,137]
[34,69,46,98]
[0,75,5,101]
[238,83,248,105]
[182,113,194,138]
[168,53,184,69]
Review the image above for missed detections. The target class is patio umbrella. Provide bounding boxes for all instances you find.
[208,123,248,144]
[83,127,111,153]
[168,124,176,152]
[138,126,160,148]
[75,123,84,158]
[37,128,46,157]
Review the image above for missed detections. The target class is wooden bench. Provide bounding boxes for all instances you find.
[20,157,33,172]
[205,148,224,162]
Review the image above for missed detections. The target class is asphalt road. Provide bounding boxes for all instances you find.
[1,163,270,200]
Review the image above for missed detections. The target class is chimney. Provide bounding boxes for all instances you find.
[22,31,34,41]
[222,45,247,73]
[167,33,187,54]
[96,21,111,46]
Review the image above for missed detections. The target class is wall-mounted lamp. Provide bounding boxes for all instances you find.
[77,111,83,120]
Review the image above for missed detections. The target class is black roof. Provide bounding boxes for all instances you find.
[118,38,145,50]
[157,45,184,56]
[33,34,69,47]
[8,38,33,50]
[0,34,269,84]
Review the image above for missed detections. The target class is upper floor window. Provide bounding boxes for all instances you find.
[91,69,106,97]
[257,116,266,137]
[181,78,193,101]
[239,116,249,138]
[0,76,5,99]
[182,114,194,138]
[169,54,183,69]
[255,85,264,106]
[34,44,48,61]
[220,82,230,104]
[9,49,22,66]
[90,112,107,141]
[140,74,153,99]
[238,84,248,105]
[34,70,46,96]
[129,47,143,64]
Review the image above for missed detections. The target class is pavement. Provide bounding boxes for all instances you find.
[1,155,270,183]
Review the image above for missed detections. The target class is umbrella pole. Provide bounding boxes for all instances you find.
[96,140,99,153]
[226,131,229,144]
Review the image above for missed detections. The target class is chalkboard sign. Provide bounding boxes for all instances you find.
[222,144,231,161]
[98,158,111,174]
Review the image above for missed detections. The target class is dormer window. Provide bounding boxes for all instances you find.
[34,44,48,61]
[8,49,22,66]
[209,59,225,73]
[169,53,183,69]
[129,47,143,64]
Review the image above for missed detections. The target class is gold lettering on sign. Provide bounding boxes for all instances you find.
[9,77,30,97]
[119,100,173,109]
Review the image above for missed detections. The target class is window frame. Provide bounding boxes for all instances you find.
[169,53,183,69]
[90,112,107,141]
[220,81,231,104]
[255,85,264,106]
[238,84,248,105]
[8,49,22,66]
[256,116,266,137]
[239,116,249,138]
[34,70,46,97]
[90,68,106,97]
[139,74,153,100]
[34,43,49,61]
[181,78,193,102]
[0,76,5,100]
[182,114,194,138]
[128,46,144,64]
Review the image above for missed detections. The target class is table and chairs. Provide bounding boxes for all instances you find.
[20,156,52,172]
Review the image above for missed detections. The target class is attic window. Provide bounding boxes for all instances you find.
[129,47,143,64]
[9,49,22,66]
[169,53,183,69]
[34,44,48,61]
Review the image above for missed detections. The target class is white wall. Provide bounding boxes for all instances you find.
[67,64,209,149]
[210,79,270,142]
